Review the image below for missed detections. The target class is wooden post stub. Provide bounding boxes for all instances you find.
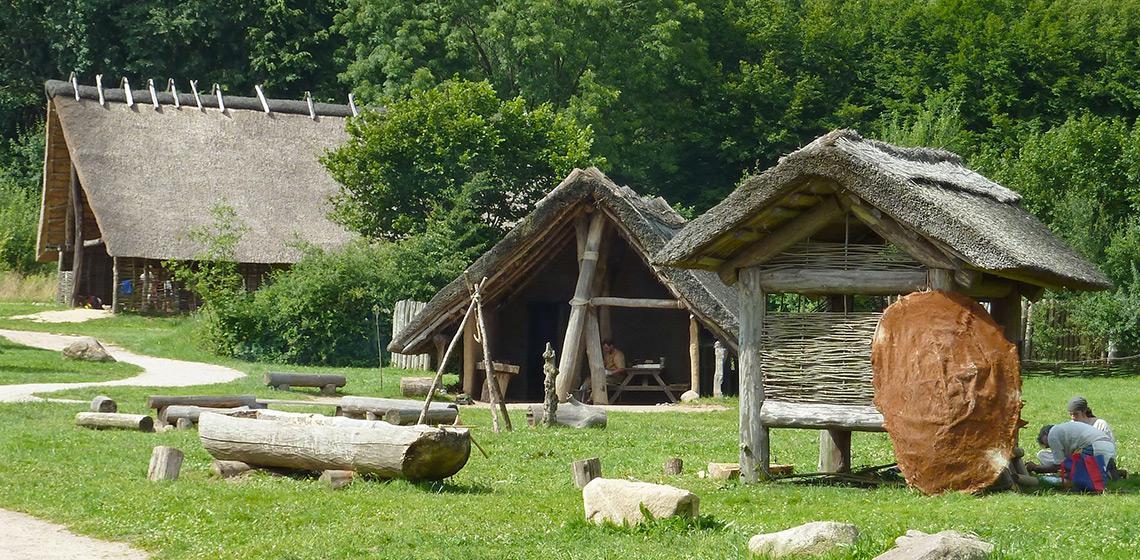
[210,460,252,479]
[664,458,683,476]
[321,384,338,396]
[147,446,184,481]
[90,395,117,413]
[818,429,852,473]
[542,342,558,427]
[176,417,194,431]
[319,469,356,490]
[571,457,602,489]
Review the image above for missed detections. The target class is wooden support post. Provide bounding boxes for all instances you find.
[990,286,1023,357]
[147,446,184,481]
[69,166,84,307]
[571,457,601,488]
[474,280,511,432]
[584,307,608,404]
[664,458,683,476]
[542,343,558,427]
[818,429,852,473]
[928,268,955,291]
[689,314,700,394]
[111,257,120,313]
[556,212,606,400]
[713,341,727,398]
[738,266,769,482]
[463,306,478,397]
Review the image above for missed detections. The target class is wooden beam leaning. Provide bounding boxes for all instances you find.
[842,195,960,270]
[584,307,608,404]
[419,300,475,424]
[737,266,769,482]
[589,297,684,309]
[69,165,83,307]
[474,279,511,431]
[759,269,929,295]
[556,212,606,400]
[462,305,478,397]
[719,197,843,285]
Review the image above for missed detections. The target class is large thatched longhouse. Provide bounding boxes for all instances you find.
[37,79,355,312]
[656,129,1110,482]
[389,168,739,404]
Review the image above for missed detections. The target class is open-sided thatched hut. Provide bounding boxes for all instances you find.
[36,79,355,312]
[656,129,1110,482]
[389,168,739,404]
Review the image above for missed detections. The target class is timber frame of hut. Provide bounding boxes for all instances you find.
[656,129,1111,482]
[36,78,355,312]
[389,167,740,404]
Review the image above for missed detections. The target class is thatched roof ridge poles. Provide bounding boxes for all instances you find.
[254,85,271,114]
[147,79,160,109]
[69,72,80,100]
[167,79,180,109]
[190,80,203,109]
[349,93,359,117]
[305,92,316,120]
[212,83,226,112]
[95,75,105,106]
[120,77,134,107]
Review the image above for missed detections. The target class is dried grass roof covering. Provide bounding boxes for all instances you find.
[657,129,1110,291]
[388,168,740,355]
[38,80,355,263]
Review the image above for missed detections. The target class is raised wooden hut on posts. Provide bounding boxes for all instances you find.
[388,168,739,404]
[36,79,355,312]
[656,129,1110,482]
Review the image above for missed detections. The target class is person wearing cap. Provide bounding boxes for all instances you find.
[1026,422,1116,490]
[1068,396,1122,478]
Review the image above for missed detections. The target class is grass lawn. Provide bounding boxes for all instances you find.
[0,337,141,385]
[0,312,1138,558]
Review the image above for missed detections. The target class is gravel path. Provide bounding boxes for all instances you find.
[0,329,244,403]
[0,509,149,559]
[6,308,113,323]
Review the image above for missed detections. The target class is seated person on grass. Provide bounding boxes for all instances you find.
[1067,396,1123,479]
[1027,422,1116,492]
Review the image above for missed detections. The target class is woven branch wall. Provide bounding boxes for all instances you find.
[765,242,923,272]
[761,311,882,406]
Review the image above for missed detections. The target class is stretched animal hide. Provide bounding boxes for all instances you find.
[872,290,1021,495]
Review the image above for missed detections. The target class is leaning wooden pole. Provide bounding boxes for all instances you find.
[474,279,511,432]
[556,212,606,400]
[418,299,477,424]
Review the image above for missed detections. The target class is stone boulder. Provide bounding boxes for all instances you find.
[748,521,860,558]
[62,337,115,362]
[873,530,993,560]
[680,390,700,402]
[582,478,698,526]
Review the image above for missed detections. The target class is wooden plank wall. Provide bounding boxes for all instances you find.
[391,299,430,370]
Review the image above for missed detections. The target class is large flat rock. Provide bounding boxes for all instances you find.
[582,478,698,526]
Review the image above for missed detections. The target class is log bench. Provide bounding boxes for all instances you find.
[476,361,520,402]
[265,372,347,395]
[337,396,459,426]
[146,395,266,427]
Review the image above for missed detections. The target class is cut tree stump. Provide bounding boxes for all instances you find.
[708,462,741,480]
[90,395,117,413]
[147,446,184,481]
[571,457,602,489]
[319,469,356,490]
[210,460,252,479]
[526,398,606,429]
[664,458,683,476]
[264,372,346,394]
[75,412,154,432]
[400,377,437,398]
[198,409,470,481]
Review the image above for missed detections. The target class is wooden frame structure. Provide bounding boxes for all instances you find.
[657,130,1111,482]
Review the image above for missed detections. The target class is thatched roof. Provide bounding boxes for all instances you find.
[389,167,740,355]
[36,79,355,264]
[657,129,1110,291]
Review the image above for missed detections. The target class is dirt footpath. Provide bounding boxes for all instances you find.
[0,509,149,559]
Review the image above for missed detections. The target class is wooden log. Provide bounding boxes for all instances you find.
[759,269,929,295]
[210,459,252,479]
[738,266,768,482]
[198,410,471,480]
[556,212,606,400]
[719,197,843,284]
[90,395,117,413]
[689,314,700,394]
[526,398,606,429]
[584,307,608,405]
[175,418,194,431]
[708,462,741,480]
[384,407,459,426]
[159,405,253,425]
[759,400,886,432]
[419,300,476,424]
[339,396,456,419]
[571,457,602,489]
[400,377,437,397]
[818,429,852,473]
[664,458,683,476]
[75,412,154,432]
[319,469,356,490]
[264,372,347,391]
[146,395,260,410]
[928,268,955,291]
[842,195,961,270]
[147,446,184,481]
[588,297,685,309]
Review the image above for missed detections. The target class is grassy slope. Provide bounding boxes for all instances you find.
[0,313,1138,558]
[0,337,141,384]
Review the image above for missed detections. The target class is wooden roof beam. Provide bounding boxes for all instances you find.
[719,197,843,285]
[839,193,963,271]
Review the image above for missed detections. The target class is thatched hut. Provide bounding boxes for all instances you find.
[656,129,1110,481]
[388,168,739,404]
[36,79,354,312]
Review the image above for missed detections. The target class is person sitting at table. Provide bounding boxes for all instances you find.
[578,340,627,402]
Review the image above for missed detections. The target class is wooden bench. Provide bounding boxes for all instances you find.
[264,372,347,395]
[477,361,520,401]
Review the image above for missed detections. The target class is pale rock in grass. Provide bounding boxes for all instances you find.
[61,337,115,362]
[748,521,860,558]
[680,390,700,402]
[582,478,698,526]
[873,530,993,560]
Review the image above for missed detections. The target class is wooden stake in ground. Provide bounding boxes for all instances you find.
[473,278,511,432]
[571,457,602,489]
[664,458,683,476]
[418,300,476,424]
[542,342,558,427]
[90,395,116,413]
[147,446,184,481]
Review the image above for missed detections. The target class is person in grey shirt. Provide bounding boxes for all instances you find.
[1027,421,1116,474]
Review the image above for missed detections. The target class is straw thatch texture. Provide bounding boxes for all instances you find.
[656,129,1110,291]
[760,312,881,406]
[38,80,355,264]
[388,167,739,355]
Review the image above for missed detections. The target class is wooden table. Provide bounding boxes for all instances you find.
[477,361,520,401]
[610,363,677,403]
